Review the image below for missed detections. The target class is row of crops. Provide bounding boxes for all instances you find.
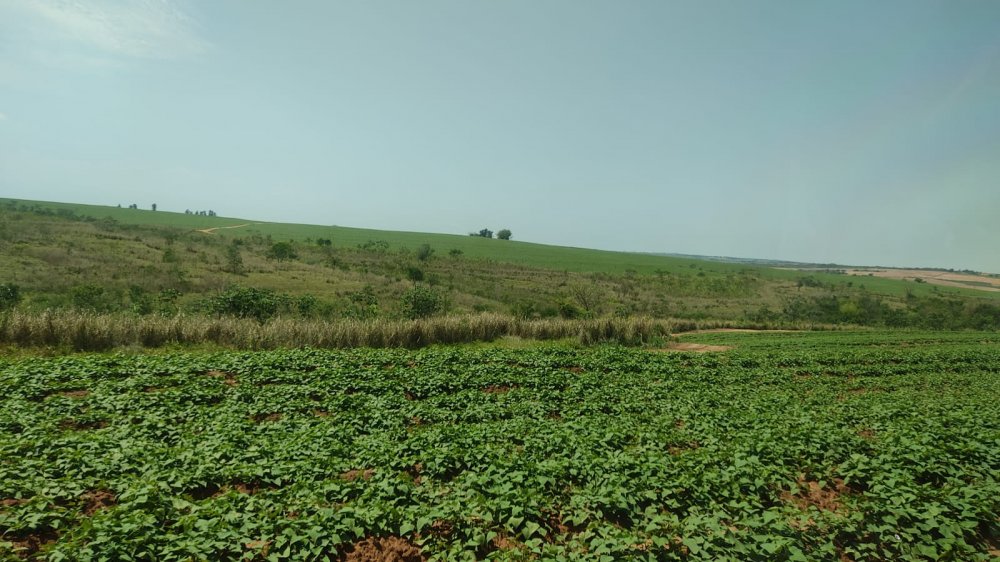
[1,331,998,560]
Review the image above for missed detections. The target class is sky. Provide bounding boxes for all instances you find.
[2,1,999,272]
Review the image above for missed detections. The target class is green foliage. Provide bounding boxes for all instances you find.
[0,332,998,560]
[471,228,493,238]
[128,285,154,315]
[497,229,512,240]
[157,289,182,316]
[400,285,446,318]
[296,294,318,317]
[557,299,585,319]
[405,265,424,283]
[266,241,298,262]
[208,286,289,322]
[70,284,111,312]
[161,247,179,263]
[224,242,244,275]
[346,285,379,320]
[0,282,21,310]
[415,243,434,261]
[358,239,390,253]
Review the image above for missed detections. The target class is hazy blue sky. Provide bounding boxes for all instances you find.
[2,1,999,271]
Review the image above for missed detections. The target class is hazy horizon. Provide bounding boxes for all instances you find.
[2,1,999,272]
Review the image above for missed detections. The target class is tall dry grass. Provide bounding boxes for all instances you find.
[0,309,713,351]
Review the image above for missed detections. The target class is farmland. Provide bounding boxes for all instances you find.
[2,331,998,560]
[5,198,1000,344]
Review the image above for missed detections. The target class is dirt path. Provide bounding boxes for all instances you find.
[675,328,799,336]
[195,223,257,234]
[655,342,734,353]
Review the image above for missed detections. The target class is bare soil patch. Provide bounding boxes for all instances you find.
[5,528,59,558]
[781,475,852,513]
[205,370,238,386]
[857,428,877,440]
[340,469,375,482]
[195,223,257,234]
[491,533,524,552]
[669,441,700,455]
[676,328,798,335]
[81,490,116,516]
[57,389,90,398]
[341,536,425,562]
[656,342,733,353]
[482,384,517,394]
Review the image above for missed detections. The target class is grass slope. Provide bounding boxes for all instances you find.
[1,197,984,302]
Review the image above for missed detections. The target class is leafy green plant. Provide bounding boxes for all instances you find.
[400,286,447,319]
[208,286,289,322]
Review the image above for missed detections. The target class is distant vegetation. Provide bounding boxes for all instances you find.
[2,198,1000,350]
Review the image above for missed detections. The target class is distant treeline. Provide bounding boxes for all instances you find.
[749,292,1000,330]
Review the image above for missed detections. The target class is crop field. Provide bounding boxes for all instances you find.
[1,331,998,561]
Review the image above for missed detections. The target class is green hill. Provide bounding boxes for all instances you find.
[2,196,998,333]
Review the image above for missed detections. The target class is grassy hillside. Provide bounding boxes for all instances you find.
[3,196,999,338]
[2,197,987,299]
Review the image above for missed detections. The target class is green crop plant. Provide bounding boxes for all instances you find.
[0,331,998,560]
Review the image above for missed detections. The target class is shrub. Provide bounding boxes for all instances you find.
[71,284,111,312]
[128,285,154,315]
[346,286,379,320]
[267,242,298,261]
[208,286,289,323]
[225,242,244,275]
[400,286,447,319]
[0,283,21,310]
[406,266,425,283]
[497,229,512,240]
[415,244,434,261]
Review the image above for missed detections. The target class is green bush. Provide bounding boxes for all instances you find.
[346,285,379,320]
[266,242,298,261]
[208,286,289,322]
[400,286,447,319]
[0,283,21,310]
[71,284,112,312]
[415,244,434,261]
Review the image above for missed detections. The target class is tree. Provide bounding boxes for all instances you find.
[497,229,512,240]
[470,229,493,238]
[267,242,298,261]
[151,203,157,211]
[225,242,244,275]
[346,285,379,320]
[71,284,109,312]
[400,286,446,319]
[208,286,288,323]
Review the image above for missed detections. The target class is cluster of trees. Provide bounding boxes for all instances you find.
[469,228,512,240]
[185,210,217,216]
[753,293,1000,330]
[118,203,160,211]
